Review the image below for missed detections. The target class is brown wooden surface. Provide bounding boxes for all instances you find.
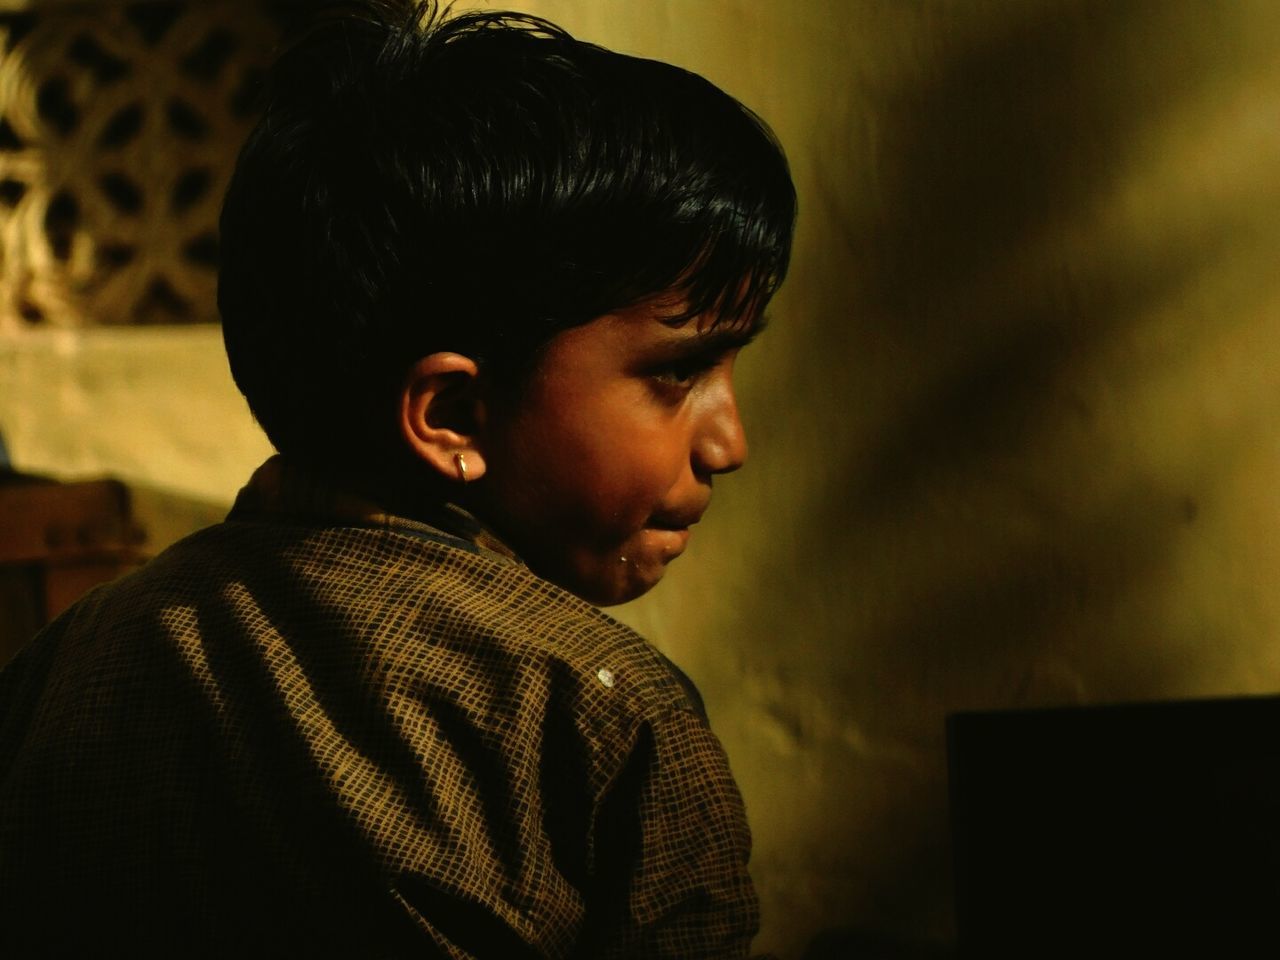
[0,478,146,564]
[0,475,150,664]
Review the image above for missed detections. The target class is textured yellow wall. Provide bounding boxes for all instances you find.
[5,1,1280,955]
[0,326,271,501]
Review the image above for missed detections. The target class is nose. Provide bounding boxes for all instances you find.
[692,380,748,478]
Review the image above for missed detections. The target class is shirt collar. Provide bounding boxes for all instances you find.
[227,455,521,563]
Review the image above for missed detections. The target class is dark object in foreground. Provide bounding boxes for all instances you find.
[949,694,1280,957]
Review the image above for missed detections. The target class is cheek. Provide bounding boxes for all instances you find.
[557,439,668,527]
[550,418,686,531]
[491,370,691,538]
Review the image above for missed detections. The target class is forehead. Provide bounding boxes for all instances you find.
[612,292,767,344]
[642,283,768,328]
[520,292,765,386]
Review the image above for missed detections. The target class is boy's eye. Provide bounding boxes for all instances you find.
[651,356,716,390]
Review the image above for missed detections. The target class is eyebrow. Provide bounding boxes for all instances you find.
[648,325,763,365]
[658,312,771,351]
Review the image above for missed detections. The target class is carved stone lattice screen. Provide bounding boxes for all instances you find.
[0,1,290,330]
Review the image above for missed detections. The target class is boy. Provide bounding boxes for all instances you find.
[0,2,796,956]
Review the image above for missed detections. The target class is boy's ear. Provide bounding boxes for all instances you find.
[399,352,488,483]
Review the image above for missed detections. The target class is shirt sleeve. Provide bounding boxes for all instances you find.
[576,707,774,960]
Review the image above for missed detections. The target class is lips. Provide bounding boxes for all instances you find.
[644,507,703,562]
[650,496,711,535]
[646,508,704,532]
[642,525,692,561]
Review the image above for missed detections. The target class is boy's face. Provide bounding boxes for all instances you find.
[474,298,758,606]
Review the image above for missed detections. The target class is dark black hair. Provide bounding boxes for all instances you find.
[219,0,796,468]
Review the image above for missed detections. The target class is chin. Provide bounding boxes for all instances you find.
[608,564,670,606]
[530,546,670,607]
[593,584,655,607]
[572,565,668,607]
[568,578,652,608]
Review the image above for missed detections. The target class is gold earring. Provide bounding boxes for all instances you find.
[453,452,469,484]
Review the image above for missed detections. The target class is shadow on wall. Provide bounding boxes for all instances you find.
[734,0,1280,946]
[821,0,1261,524]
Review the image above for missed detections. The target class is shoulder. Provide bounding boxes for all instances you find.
[19,518,711,769]
[346,522,709,735]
